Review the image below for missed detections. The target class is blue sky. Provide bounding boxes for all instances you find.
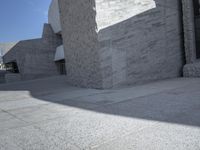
[0,0,51,42]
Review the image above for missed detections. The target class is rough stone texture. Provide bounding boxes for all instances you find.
[3,24,62,81]
[182,0,197,63]
[183,61,200,77]
[59,0,103,88]
[59,0,184,88]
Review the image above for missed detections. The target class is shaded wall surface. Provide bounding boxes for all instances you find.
[59,0,184,89]
[3,24,62,80]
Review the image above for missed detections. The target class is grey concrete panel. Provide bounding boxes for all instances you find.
[59,0,103,88]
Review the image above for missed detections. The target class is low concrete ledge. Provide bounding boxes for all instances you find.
[183,61,200,77]
[5,73,21,83]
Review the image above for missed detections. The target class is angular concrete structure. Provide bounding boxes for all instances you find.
[3,24,62,81]
[58,0,184,88]
[2,0,200,88]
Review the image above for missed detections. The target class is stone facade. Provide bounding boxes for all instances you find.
[3,24,62,81]
[2,0,200,87]
[59,0,184,88]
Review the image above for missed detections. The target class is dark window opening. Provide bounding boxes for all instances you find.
[55,59,66,75]
[5,62,19,73]
[193,0,200,59]
[193,0,200,16]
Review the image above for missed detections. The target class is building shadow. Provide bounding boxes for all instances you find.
[0,74,200,128]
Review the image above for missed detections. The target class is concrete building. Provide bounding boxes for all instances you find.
[2,0,200,88]
[3,24,62,82]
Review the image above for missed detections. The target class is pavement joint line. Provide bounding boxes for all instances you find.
[0,103,50,112]
[0,97,34,103]
[22,114,69,126]
[0,123,32,133]
[1,109,29,123]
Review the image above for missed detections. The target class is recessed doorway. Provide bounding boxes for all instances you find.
[55,59,66,75]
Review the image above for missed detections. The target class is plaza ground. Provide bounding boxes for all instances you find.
[0,76,200,150]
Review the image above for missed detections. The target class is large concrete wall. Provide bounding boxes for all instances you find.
[59,0,184,88]
[3,24,62,80]
[98,0,184,87]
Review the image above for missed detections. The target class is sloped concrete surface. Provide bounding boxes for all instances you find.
[0,76,200,150]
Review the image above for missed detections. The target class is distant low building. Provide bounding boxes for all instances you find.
[3,24,62,81]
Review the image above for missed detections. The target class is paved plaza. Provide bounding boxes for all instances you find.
[0,76,200,150]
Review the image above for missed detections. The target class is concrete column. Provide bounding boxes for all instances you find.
[58,0,103,89]
[182,0,197,63]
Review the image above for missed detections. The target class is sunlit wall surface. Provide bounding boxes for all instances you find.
[48,0,62,34]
